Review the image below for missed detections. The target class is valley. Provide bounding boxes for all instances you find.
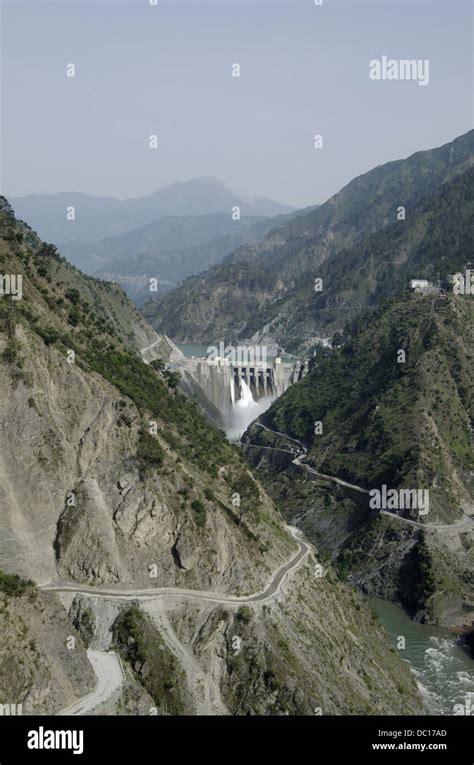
[1,130,472,721]
[2,5,474,762]
[0,197,424,717]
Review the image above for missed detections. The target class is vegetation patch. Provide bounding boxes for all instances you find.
[113,607,187,715]
[0,570,35,597]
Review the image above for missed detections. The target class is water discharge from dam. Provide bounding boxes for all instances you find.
[174,343,305,441]
[226,378,275,442]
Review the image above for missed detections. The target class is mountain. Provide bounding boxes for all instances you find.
[276,167,474,343]
[243,290,474,626]
[12,177,294,245]
[142,131,473,351]
[55,212,265,275]
[0,199,288,592]
[92,209,309,305]
[0,198,421,715]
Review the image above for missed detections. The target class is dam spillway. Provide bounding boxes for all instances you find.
[169,355,307,420]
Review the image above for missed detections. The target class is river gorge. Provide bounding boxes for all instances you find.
[174,340,474,716]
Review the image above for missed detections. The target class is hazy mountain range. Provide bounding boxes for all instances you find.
[90,209,308,304]
[12,176,294,244]
[12,177,298,304]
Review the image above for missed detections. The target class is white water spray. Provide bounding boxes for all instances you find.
[225,377,275,442]
[236,378,255,409]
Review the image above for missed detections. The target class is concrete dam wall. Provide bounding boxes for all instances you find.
[173,356,307,419]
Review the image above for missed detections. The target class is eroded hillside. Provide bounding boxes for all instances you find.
[0,199,423,715]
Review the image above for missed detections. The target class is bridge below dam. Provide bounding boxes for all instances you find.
[168,355,308,417]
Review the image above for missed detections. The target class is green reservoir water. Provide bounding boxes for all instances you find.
[176,343,211,358]
[176,342,296,363]
[370,597,474,715]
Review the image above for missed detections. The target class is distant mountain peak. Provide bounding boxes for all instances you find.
[12,177,293,244]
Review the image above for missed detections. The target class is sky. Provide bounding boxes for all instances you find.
[1,0,472,208]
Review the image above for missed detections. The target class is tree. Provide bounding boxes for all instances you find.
[65,288,81,305]
[37,242,59,259]
[150,358,165,372]
[0,196,15,218]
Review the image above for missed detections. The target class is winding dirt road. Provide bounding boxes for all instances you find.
[248,422,474,533]
[46,526,311,716]
[41,526,310,603]
[57,650,124,716]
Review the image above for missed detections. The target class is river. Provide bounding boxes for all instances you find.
[370,597,474,715]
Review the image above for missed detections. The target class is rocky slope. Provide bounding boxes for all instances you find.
[0,198,423,714]
[0,574,96,714]
[136,563,422,715]
[0,205,292,590]
[143,131,473,352]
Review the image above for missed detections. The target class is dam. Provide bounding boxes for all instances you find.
[178,356,305,411]
[166,348,307,424]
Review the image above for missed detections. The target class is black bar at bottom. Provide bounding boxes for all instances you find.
[0,715,471,763]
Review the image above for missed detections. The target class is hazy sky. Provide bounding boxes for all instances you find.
[1,0,472,207]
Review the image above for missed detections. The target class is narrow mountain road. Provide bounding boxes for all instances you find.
[292,454,368,494]
[248,422,474,533]
[41,526,310,603]
[140,338,161,359]
[254,421,308,453]
[57,650,124,716]
[46,525,311,715]
[378,507,474,532]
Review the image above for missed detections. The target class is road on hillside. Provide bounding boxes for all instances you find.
[248,422,474,533]
[41,526,310,603]
[57,650,124,716]
[47,526,311,715]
